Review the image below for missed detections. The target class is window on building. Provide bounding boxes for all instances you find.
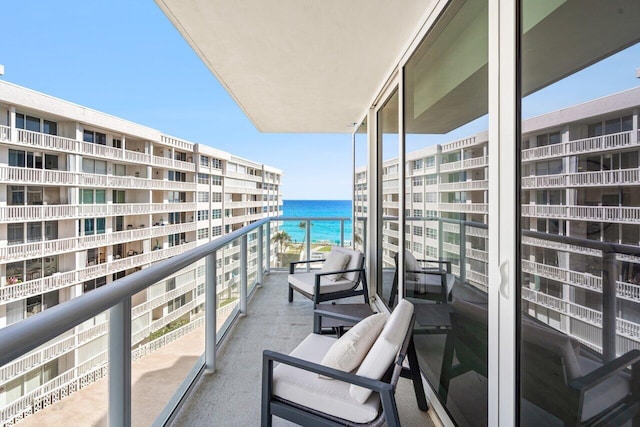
[200,156,209,166]
[197,210,209,221]
[413,193,423,203]
[212,226,222,237]
[211,175,222,186]
[212,158,223,169]
[413,177,422,186]
[212,192,222,202]
[197,191,210,202]
[212,209,222,219]
[197,173,209,184]
[8,223,24,245]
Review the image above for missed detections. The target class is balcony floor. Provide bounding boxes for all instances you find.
[172,272,436,426]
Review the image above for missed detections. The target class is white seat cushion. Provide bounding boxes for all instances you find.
[320,313,388,375]
[272,333,381,424]
[350,300,414,403]
[288,272,359,295]
[320,249,351,281]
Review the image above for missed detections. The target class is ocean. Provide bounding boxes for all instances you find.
[281,200,352,244]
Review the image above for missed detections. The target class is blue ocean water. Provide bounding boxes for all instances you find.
[281,200,352,244]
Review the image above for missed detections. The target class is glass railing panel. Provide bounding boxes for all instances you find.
[0,312,109,426]
[131,264,204,425]
[273,218,352,272]
[217,240,240,332]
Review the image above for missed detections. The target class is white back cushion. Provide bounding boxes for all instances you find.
[320,249,351,281]
[320,313,388,376]
[349,300,414,403]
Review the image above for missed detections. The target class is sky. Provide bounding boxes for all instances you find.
[2,2,640,201]
[0,1,352,200]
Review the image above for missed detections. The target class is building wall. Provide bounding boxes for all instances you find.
[0,81,282,414]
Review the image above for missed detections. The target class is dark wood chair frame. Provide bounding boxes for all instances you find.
[262,313,428,427]
[288,258,369,305]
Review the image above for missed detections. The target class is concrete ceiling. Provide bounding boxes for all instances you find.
[156,0,640,135]
[155,0,435,133]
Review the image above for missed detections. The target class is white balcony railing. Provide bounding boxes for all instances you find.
[439,156,488,172]
[522,259,602,292]
[438,179,488,192]
[0,124,11,141]
[521,130,635,161]
[521,168,640,189]
[0,243,198,304]
[0,202,197,223]
[0,223,198,263]
[0,166,197,191]
[439,202,488,214]
[12,129,196,172]
[522,204,640,223]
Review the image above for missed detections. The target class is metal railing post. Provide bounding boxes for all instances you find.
[306,219,311,272]
[205,252,217,374]
[240,235,248,315]
[602,251,618,362]
[266,221,271,274]
[257,226,264,287]
[340,220,345,247]
[460,222,467,285]
[109,297,132,427]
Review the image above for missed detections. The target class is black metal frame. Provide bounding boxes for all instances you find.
[389,252,452,308]
[261,313,427,426]
[288,257,369,305]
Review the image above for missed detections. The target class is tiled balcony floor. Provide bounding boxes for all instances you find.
[172,272,437,426]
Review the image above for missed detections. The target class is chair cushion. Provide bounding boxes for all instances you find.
[404,250,420,281]
[350,300,414,403]
[320,249,351,281]
[331,247,364,282]
[320,313,388,376]
[288,273,358,296]
[272,333,381,424]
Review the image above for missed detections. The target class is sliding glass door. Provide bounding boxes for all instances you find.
[519,2,640,425]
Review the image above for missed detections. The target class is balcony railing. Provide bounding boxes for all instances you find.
[521,168,640,188]
[521,130,636,161]
[0,202,197,223]
[522,204,640,223]
[11,129,196,172]
[0,166,197,190]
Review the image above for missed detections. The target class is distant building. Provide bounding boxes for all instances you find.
[0,81,282,420]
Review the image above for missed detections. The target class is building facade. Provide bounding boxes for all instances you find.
[0,81,282,418]
[355,86,640,355]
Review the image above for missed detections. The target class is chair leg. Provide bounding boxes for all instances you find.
[288,285,293,302]
[438,333,456,403]
[261,355,273,427]
[407,337,428,412]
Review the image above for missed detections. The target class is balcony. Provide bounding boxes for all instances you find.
[0,222,197,263]
[439,155,488,173]
[522,204,640,223]
[521,168,640,188]
[0,166,197,191]
[0,203,197,223]
[6,128,197,172]
[521,130,637,161]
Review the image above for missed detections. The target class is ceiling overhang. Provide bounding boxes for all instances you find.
[155,0,436,133]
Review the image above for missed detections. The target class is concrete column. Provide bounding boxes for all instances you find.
[9,106,16,143]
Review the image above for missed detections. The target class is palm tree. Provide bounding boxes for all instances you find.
[272,230,291,267]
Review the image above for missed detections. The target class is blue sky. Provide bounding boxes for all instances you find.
[1,1,352,200]
[2,2,639,200]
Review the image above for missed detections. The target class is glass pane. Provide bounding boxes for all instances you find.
[378,88,399,306]
[402,0,489,424]
[520,2,640,425]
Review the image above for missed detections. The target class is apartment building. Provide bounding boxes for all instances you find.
[0,81,282,418]
[355,86,640,354]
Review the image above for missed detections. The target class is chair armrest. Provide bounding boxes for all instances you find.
[314,268,366,298]
[569,349,640,391]
[263,349,393,393]
[289,259,326,274]
[417,259,452,273]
